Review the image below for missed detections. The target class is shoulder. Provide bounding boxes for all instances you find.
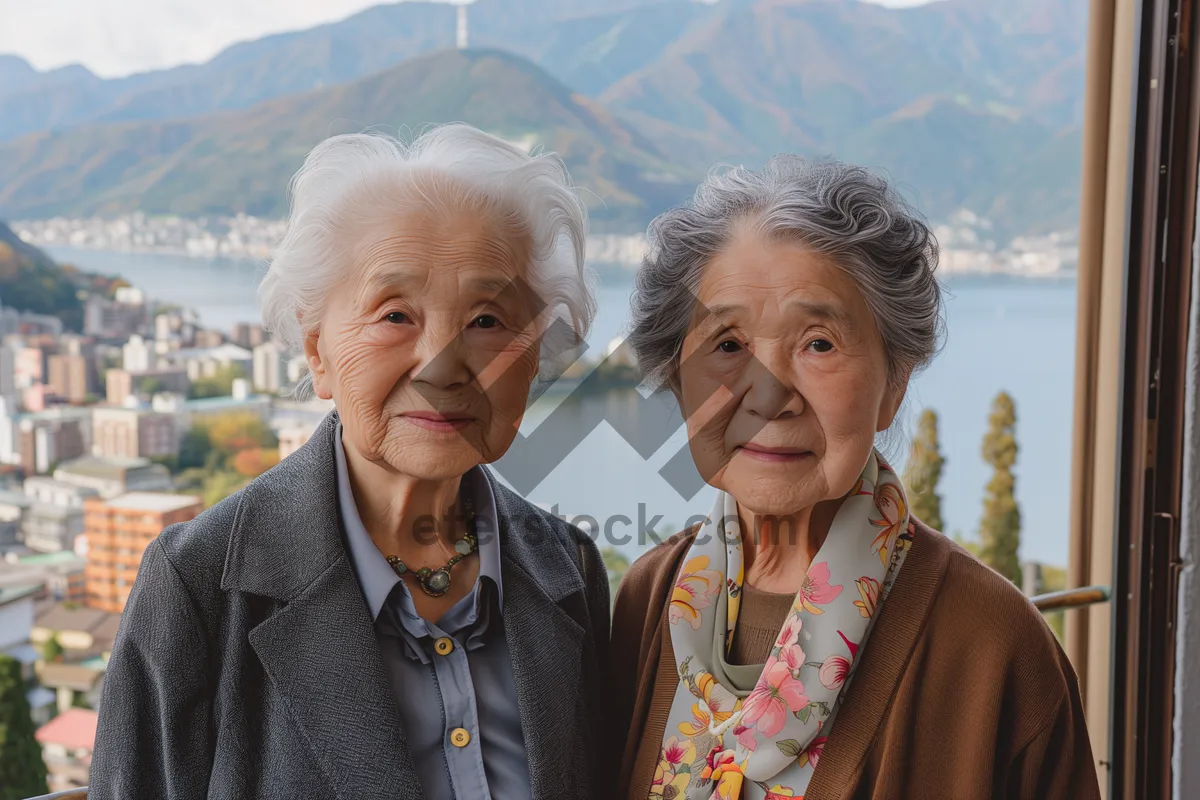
[909,521,1078,709]
[614,525,699,619]
[148,480,255,618]
[627,526,698,583]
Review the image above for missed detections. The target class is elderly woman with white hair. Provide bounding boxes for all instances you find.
[88,124,611,800]
[608,157,1100,799]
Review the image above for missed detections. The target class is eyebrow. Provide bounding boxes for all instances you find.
[693,299,857,335]
[361,271,524,300]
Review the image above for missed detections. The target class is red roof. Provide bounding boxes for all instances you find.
[36,708,98,751]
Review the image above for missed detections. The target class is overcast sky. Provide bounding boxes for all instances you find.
[0,0,936,79]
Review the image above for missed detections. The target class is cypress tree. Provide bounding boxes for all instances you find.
[902,408,946,531]
[978,391,1022,585]
[0,654,48,800]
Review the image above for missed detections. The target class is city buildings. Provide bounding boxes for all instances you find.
[1,551,87,603]
[91,406,176,460]
[231,322,267,349]
[121,334,155,372]
[83,289,147,340]
[47,354,90,404]
[163,342,252,381]
[53,455,173,499]
[17,413,88,475]
[252,340,287,394]
[82,492,201,613]
[104,367,190,406]
[36,707,98,792]
[21,477,98,553]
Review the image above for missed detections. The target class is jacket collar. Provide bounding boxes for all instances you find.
[220,409,592,800]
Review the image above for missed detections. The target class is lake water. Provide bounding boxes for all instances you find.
[48,246,1077,566]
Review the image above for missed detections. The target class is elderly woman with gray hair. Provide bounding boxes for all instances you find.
[609,157,1100,799]
[88,124,611,800]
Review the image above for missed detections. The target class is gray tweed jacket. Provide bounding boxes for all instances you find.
[87,411,611,800]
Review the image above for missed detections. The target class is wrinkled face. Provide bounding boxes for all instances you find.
[306,196,543,481]
[678,222,905,517]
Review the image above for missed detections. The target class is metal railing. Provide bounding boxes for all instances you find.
[1030,584,1112,612]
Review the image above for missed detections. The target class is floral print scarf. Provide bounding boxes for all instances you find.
[652,451,913,800]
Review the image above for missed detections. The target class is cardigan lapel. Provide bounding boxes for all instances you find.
[489,474,589,800]
[222,412,422,800]
[804,520,952,800]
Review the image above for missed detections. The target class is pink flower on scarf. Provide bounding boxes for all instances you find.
[798,561,843,615]
[819,630,859,691]
[741,657,809,739]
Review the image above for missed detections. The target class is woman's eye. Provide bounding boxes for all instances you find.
[384,311,409,324]
[473,315,500,330]
[808,338,834,353]
[717,339,742,354]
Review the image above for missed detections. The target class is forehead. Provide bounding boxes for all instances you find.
[695,224,869,323]
[349,197,534,292]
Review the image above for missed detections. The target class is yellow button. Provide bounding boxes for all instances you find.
[434,637,454,656]
[450,728,471,748]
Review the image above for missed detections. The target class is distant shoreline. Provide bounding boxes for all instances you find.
[38,241,1080,283]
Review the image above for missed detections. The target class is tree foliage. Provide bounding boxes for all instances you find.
[0,654,49,800]
[40,635,63,664]
[902,408,946,531]
[206,412,276,457]
[978,391,1022,585]
[600,547,630,609]
[232,448,280,478]
[189,363,246,399]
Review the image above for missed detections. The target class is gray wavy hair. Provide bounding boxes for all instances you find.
[628,155,945,396]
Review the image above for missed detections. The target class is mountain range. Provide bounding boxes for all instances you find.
[0,0,1088,241]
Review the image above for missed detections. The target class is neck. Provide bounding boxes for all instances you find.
[343,441,466,556]
[737,498,842,593]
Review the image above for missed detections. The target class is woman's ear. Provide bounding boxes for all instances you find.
[877,373,909,432]
[303,327,333,400]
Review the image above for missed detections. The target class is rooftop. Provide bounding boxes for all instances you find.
[104,491,201,513]
[24,476,98,496]
[0,584,42,607]
[0,488,31,508]
[35,602,113,634]
[8,550,87,568]
[36,707,99,751]
[186,394,269,412]
[55,455,156,480]
[36,661,104,692]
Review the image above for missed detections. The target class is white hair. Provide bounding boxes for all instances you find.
[259,123,596,394]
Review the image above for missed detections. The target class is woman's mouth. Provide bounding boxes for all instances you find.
[400,412,475,433]
[736,443,813,463]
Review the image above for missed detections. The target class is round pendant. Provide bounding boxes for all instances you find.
[422,568,452,597]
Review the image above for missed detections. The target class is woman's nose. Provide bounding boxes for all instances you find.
[412,329,473,389]
[741,347,803,419]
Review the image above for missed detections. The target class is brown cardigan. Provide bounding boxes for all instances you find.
[608,520,1102,799]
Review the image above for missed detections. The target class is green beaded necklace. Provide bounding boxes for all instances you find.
[385,493,478,597]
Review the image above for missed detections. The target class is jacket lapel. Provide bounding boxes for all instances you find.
[222,412,422,800]
[490,475,590,799]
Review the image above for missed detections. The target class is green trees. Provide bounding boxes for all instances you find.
[0,654,48,800]
[40,635,63,664]
[902,409,945,531]
[600,547,630,609]
[978,391,1022,585]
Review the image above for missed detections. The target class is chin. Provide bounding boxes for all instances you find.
[380,436,485,481]
[721,461,827,519]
